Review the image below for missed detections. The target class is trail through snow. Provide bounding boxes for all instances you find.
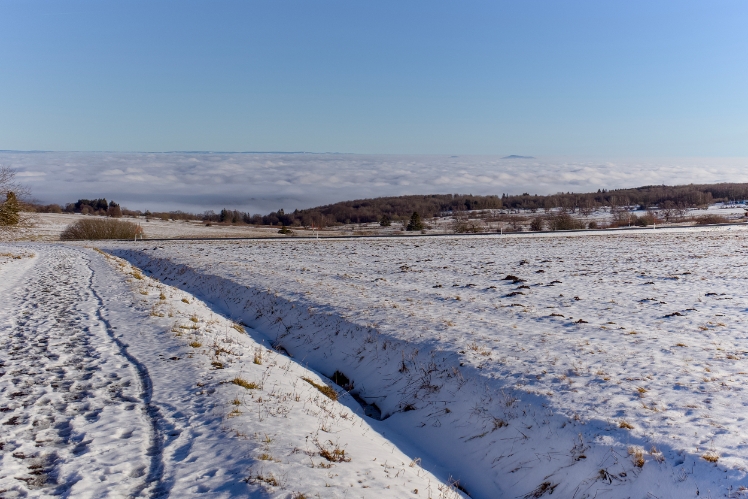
[0,246,160,497]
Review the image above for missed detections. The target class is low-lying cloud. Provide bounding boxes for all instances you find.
[3,152,747,214]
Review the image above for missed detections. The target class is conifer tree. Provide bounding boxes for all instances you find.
[0,192,20,227]
[406,211,424,231]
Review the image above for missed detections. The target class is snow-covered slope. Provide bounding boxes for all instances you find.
[1,245,458,498]
[107,226,748,498]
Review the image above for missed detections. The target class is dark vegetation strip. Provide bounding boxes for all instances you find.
[27,181,748,228]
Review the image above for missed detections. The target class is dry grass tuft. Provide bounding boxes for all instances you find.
[492,417,508,430]
[702,452,719,463]
[232,377,259,390]
[650,446,665,463]
[618,420,634,430]
[316,439,351,462]
[0,251,33,260]
[628,446,645,467]
[244,471,280,487]
[189,341,202,348]
[524,482,558,498]
[302,377,338,401]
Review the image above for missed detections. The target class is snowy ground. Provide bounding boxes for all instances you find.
[0,245,456,498]
[102,226,748,498]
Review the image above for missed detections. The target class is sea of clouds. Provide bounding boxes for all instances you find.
[3,152,747,214]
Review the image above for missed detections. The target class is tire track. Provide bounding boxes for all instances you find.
[85,253,166,498]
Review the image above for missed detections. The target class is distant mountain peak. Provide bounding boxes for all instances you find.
[502,155,534,159]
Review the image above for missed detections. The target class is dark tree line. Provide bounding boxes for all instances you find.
[213,184,748,228]
[46,198,126,217]
[499,183,748,213]
[24,182,748,228]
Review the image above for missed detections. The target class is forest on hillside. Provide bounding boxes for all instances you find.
[208,183,748,227]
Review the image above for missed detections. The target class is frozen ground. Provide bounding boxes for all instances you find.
[104,226,748,498]
[0,245,456,498]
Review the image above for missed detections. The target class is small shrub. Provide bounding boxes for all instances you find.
[60,218,144,240]
[588,220,598,229]
[530,217,544,231]
[632,211,658,226]
[696,214,729,225]
[548,213,585,231]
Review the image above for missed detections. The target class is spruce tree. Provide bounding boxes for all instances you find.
[406,211,424,231]
[0,192,20,227]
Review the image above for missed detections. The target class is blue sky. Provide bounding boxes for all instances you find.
[1,1,746,155]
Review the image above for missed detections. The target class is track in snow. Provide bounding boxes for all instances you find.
[0,246,162,498]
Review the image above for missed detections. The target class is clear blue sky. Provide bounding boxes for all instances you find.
[1,1,746,155]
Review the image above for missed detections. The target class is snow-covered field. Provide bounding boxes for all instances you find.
[0,245,456,498]
[4,213,313,241]
[4,226,748,498]
[101,226,748,498]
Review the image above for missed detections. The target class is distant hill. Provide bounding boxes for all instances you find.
[502,155,534,159]
[244,182,748,227]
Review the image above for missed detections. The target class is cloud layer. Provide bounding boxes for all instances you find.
[3,152,747,214]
